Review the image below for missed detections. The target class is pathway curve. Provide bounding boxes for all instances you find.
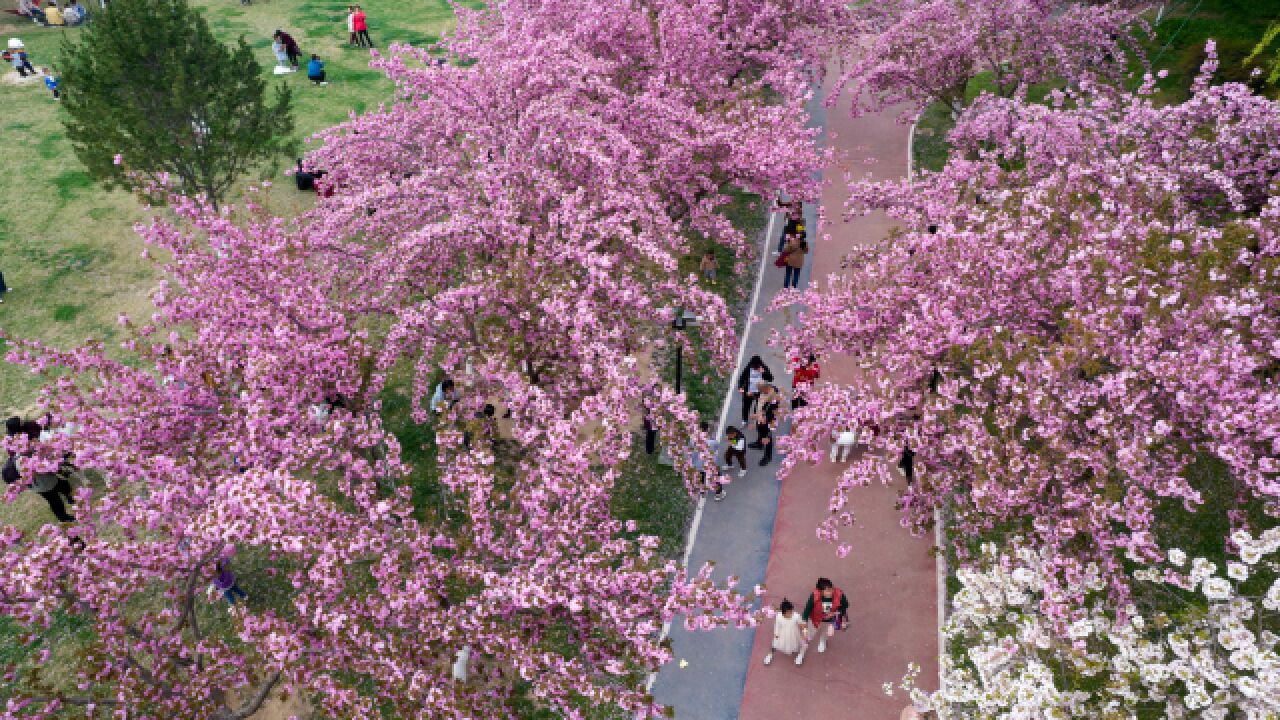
[650,71,938,718]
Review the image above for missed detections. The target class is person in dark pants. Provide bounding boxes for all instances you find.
[781,231,809,290]
[274,30,302,69]
[352,5,373,48]
[720,426,747,478]
[32,470,75,523]
[898,443,915,484]
[791,354,820,410]
[796,577,849,664]
[775,198,803,253]
[642,408,658,455]
[736,355,773,424]
[751,384,782,466]
[307,54,327,85]
[212,559,249,604]
[0,268,8,303]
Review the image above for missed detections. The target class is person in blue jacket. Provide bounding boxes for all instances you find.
[307,54,327,85]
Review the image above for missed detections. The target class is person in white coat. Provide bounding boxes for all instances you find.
[762,598,807,665]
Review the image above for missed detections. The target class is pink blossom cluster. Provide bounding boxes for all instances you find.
[1,0,836,716]
[785,45,1280,625]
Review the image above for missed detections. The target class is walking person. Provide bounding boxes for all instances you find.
[781,231,809,290]
[212,558,249,605]
[796,577,849,664]
[763,598,808,665]
[275,30,302,70]
[736,355,773,424]
[750,384,783,466]
[0,268,9,303]
[829,425,858,463]
[898,443,916,484]
[719,426,747,480]
[352,5,373,48]
[775,197,804,253]
[790,354,820,410]
[642,407,658,455]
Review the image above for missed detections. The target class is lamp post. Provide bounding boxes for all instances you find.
[658,309,699,465]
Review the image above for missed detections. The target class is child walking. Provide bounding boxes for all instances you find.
[720,426,747,480]
[763,598,807,665]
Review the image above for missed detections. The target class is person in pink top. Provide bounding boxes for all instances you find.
[352,5,373,48]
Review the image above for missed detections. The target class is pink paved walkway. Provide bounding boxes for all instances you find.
[737,80,939,718]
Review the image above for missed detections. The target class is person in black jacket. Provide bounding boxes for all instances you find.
[898,443,915,484]
[736,355,773,424]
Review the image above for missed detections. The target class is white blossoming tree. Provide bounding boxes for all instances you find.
[895,529,1280,719]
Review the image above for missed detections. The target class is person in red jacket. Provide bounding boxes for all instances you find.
[352,5,373,48]
[790,353,820,411]
[795,577,849,664]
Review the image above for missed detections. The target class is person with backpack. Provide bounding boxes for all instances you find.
[796,577,849,664]
[736,355,773,424]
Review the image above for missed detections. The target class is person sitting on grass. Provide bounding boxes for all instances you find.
[63,0,85,25]
[43,0,64,25]
[41,67,59,99]
[307,54,327,86]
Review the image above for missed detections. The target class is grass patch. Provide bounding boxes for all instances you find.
[51,170,93,202]
[0,0,472,416]
[52,304,85,322]
[911,101,954,175]
[1144,0,1280,101]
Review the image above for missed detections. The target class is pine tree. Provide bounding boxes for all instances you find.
[59,0,293,207]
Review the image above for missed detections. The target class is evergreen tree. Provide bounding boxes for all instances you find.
[59,0,293,207]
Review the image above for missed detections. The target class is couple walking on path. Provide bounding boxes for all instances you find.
[763,578,849,666]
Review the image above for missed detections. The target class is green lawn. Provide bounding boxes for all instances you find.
[0,0,478,418]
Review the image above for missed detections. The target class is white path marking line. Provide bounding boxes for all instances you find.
[643,207,780,697]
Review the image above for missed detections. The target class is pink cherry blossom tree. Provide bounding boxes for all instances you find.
[0,0,831,717]
[834,0,1144,117]
[785,46,1280,624]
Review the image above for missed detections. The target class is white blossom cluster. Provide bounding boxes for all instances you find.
[899,531,1280,719]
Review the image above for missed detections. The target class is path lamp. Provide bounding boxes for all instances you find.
[671,308,700,396]
[658,308,700,465]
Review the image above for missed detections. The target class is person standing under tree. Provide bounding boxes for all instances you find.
[790,353,820,410]
[796,577,849,664]
[212,558,248,605]
[775,197,803,253]
[736,355,773,424]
